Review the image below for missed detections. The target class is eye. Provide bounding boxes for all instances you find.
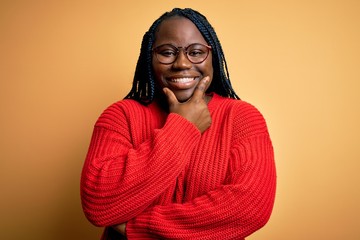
[154,44,178,58]
[159,49,177,57]
[188,49,206,57]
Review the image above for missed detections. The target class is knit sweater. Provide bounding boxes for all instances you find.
[81,93,276,240]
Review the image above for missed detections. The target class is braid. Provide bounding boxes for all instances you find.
[125,8,240,105]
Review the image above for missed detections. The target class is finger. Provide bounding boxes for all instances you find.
[192,76,210,99]
[163,87,178,106]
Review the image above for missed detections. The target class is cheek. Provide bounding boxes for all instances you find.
[152,62,168,87]
[205,57,214,78]
[208,64,214,77]
[204,58,214,91]
[152,61,162,80]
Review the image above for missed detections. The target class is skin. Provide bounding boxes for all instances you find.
[152,16,214,103]
[112,16,214,236]
[153,16,213,133]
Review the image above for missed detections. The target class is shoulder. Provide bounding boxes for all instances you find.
[212,94,264,118]
[95,99,149,129]
[213,95,270,139]
[234,100,269,140]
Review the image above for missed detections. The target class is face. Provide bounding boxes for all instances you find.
[152,17,213,103]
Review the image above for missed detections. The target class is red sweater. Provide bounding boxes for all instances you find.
[81,93,276,239]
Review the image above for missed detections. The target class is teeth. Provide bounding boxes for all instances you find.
[170,77,194,83]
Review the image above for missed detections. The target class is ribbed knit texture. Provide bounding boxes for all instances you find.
[81,93,276,240]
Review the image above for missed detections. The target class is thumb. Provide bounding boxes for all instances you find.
[163,87,178,106]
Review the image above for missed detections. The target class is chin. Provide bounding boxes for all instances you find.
[175,94,192,103]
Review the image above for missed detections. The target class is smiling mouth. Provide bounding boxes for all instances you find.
[169,77,196,83]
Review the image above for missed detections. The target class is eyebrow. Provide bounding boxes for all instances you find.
[153,42,209,48]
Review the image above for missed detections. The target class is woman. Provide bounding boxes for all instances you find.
[81,8,276,239]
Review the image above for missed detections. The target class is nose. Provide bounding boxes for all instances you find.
[172,49,192,69]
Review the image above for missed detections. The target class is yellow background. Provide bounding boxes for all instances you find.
[1,0,359,239]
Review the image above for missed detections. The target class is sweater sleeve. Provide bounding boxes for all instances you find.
[125,104,277,239]
[80,102,202,227]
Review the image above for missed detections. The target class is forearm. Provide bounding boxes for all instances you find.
[81,114,201,226]
[126,134,276,239]
[127,184,275,239]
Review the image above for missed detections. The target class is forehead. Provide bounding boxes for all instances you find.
[154,16,207,46]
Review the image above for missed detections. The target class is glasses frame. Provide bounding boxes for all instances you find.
[152,43,212,65]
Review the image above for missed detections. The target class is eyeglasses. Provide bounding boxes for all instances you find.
[152,43,212,65]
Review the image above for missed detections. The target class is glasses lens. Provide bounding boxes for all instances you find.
[154,44,178,64]
[153,43,210,64]
[186,44,210,63]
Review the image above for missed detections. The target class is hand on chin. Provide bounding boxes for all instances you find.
[173,90,194,103]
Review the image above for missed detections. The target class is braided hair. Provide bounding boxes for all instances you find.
[125,8,240,104]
